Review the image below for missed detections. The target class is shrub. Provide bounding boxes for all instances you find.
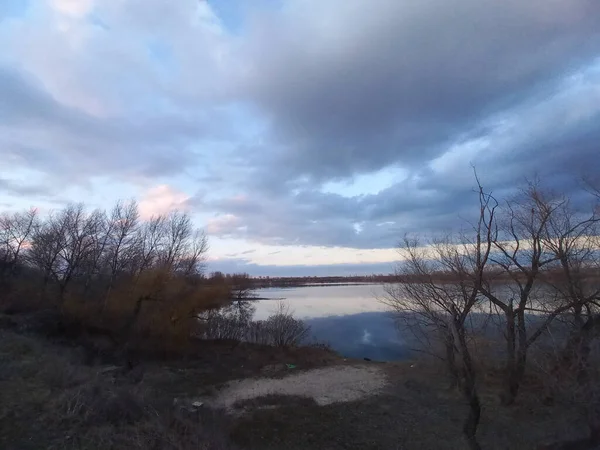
[199,301,311,348]
[245,320,272,346]
[263,302,311,347]
[199,301,255,341]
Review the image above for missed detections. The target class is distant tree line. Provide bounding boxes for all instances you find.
[248,269,600,289]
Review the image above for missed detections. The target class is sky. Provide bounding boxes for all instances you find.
[1,0,599,276]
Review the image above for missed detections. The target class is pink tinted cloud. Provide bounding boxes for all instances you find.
[138,184,190,219]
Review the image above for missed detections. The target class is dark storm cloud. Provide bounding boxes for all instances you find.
[211,76,600,249]
[241,0,600,182]
[203,0,600,251]
[209,65,600,250]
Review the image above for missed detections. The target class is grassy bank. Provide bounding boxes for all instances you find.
[1,311,593,450]
[0,311,339,450]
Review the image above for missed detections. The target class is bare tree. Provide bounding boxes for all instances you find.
[158,211,192,271]
[478,183,599,404]
[27,209,69,299]
[542,194,600,377]
[532,189,600,448]
[0,209,38,281]
[134,215,166,274]
[55,205,106,301]
[175,229,208,277]
[100,201,140,309]
[26,205,118,303]
[384,177,496,450]
[75,209,111,295]
[106,200,140,279]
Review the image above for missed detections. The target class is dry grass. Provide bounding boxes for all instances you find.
[2,314,595,450]
[0,329,236,450]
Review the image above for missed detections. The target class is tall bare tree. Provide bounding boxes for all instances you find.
[27,209,69,299]
[134,215,166,274]
[100,200,140,309]
[478,183,599,404]
[541,193,600,376]
[175,229,208,277]
[158,211,192,271]
[384,178,497,450]
[0,209,38,277]
[27,205,113,303]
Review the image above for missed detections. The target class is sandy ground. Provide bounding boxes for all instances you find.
[210,365,388,411]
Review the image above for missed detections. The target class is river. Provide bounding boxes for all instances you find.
[251,283,553,361]
[253,283,412,361]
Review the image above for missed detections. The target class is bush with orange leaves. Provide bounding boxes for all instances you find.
[59,270,234,355]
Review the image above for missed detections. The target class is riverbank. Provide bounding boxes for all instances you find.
[0,312,589,450]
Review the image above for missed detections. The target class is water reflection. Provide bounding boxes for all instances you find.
[250,283,561,362]
[254,284,408,361]
[254,283,389,319]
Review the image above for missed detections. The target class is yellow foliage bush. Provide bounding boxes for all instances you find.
[132,279,232,353]
[59,270,233,354]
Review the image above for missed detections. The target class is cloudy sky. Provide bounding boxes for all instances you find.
[1,0,599,276]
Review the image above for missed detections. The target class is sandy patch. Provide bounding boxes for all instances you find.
[210,365,388,411]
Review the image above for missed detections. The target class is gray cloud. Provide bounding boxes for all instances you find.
[1,0,600,268]
[208,82,600,249]
[0,177,55,198]
[201,1,600,251]
[207,181,477,249]
[0,66,232,184]
[239,0,600,182]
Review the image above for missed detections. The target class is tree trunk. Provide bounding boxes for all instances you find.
[58,282,68,306]
[463,390,482,450]
[502,311,520,405]
[444,331,460,389]
[504,310,528,405]
[41,273,50,303]
[505,349,526,405]
[561,314,599,382]
[122,296,146,337]
[451,319,482,450]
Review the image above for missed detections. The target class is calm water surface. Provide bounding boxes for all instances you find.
[253,284,411,361]
[252,283,555,361]
[254,283,388,319]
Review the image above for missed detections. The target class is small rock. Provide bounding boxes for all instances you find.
[192,401,204,408]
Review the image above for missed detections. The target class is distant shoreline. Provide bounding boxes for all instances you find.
[257,282,380,289]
